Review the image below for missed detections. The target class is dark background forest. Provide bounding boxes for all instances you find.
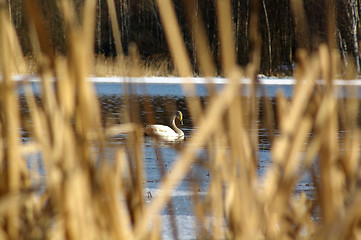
[6,0,361,75]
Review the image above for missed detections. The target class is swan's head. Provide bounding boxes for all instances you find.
[176,111,183,125]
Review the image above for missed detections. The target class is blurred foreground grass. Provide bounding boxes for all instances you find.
[0,0,361,240]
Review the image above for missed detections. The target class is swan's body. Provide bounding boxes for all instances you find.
[146,111,184,141]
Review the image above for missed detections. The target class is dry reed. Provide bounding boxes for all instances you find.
[93,55,175,77]
[0,0,361,240]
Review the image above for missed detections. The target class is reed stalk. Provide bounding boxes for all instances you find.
[0,0,360,240]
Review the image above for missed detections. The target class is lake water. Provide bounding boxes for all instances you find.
[21,80,360,239]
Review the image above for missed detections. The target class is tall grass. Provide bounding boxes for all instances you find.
[0,0,361,240]
[93,54,175,77]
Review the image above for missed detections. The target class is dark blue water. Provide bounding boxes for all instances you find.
[93,83,316,207]
[94,82,295,97]
[22,81,348,238]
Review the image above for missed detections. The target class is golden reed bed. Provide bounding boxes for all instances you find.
[0,0,361,239]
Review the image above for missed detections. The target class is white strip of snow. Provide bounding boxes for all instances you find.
[87,76,295,85]
[9,75,361,86]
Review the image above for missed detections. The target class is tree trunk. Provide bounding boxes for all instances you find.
[337,29,348,66]
[350,0,360,71]
[96,0,101,52]
[262,0,272,74]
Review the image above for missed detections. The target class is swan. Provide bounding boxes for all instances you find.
[146,111,185,141]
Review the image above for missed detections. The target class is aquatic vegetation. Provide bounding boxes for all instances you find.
[0,1,360,240]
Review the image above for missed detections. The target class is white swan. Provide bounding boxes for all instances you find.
[146,111,185,141]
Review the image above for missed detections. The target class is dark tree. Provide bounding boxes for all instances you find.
[7,0,361,74]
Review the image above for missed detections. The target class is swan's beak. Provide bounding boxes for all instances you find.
[179,116,183,125]
[177,111,183,125]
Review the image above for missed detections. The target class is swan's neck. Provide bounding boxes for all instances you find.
[171,116,184,135]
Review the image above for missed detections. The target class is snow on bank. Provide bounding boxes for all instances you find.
[10,75,361,86]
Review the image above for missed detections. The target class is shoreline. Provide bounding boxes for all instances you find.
[8,75,361,86]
